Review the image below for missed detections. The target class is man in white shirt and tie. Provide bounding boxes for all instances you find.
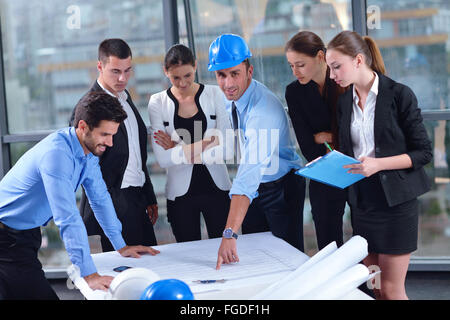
[69,39,158,251]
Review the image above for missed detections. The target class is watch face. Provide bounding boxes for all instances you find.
[223,228,232,238]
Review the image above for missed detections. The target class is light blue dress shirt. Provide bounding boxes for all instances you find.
[227,79,303,202]
[0,127,126,276]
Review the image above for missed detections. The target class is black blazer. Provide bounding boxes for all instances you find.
[286,77,340,162]
[286,80,330,163]
[337,73,432,207]
[70,82,157,234]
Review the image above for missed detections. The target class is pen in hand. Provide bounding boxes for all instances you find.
[324,141,333,152]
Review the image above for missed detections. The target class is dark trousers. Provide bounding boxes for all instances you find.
[242,170,306,251]
[100,186,157,252]
[309,180,347,249]
[167,190,230,242]
[0,224,59,300]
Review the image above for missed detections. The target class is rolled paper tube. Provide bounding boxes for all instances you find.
[301,263,370,300]
[261,235,368,300]
[252,241,338,299]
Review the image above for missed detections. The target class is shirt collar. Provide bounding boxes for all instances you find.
[352,72,379,104]
[96,79,128,101]
[69,127,91,160]
[231,79,256,113]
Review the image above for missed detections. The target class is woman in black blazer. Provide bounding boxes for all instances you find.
[285,31,347,250]
[326,31,432,300]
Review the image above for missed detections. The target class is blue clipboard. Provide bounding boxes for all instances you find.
[295,150,365,189]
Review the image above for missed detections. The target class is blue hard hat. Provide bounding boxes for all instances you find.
[140,279,194,300]
[208,34,252,71]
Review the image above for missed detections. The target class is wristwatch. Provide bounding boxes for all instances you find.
[222,227,238,240]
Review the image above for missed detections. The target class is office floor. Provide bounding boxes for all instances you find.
[50,271,450,300]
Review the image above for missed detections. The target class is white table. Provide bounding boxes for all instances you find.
[68,232,372,300]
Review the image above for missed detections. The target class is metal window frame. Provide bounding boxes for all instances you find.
[0,20,10,178]
[352,0,368,35]
[183,0,196,59]
[0,0,449,278]
[162,0,179,51]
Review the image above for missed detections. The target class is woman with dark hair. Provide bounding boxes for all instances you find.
[148,44,233,242]
[284,31,347,250]
[326,30,432,299]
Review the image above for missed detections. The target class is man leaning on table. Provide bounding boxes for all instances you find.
[208,34,306,270]
[0,92,159,300]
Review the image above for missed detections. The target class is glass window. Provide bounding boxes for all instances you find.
[367,0,449,112]
[417,119,450,257]
[0,0,167,133]
[368,0,450,257]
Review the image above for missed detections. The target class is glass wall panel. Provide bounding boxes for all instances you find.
[416,119,450,257]
[368,0,450,257]
[0,0,167,133]
[367,0,449,112]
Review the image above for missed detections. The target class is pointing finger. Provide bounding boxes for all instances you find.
[216,256,223,270]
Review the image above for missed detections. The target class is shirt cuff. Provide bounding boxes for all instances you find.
[229,187,258,203]
[110,235,127,251]
[79,256,98,277]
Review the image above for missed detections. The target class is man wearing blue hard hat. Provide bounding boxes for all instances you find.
[208,34,306,269]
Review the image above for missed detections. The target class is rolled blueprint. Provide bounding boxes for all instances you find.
[260,235,368,300]
[301,263,370,300]
[252,241,338,299]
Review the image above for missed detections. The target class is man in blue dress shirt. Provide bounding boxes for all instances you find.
[208,34,306,269]
[0,92,159,300]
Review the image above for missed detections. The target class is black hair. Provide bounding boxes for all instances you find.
[73,91,127,129]
[286,30,346,150]
[242,58,251,70]
[98,38,132,64]
[164,44,195,70]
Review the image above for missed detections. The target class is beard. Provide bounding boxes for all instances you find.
[84,132,107,156]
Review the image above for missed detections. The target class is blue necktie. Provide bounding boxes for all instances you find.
[232,102,241,163]
[232,102,238,131]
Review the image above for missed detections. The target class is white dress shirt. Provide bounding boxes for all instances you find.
[97,80,146,188]
[350,72,379,160]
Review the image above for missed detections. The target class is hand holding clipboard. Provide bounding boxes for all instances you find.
[296,143,365,189]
